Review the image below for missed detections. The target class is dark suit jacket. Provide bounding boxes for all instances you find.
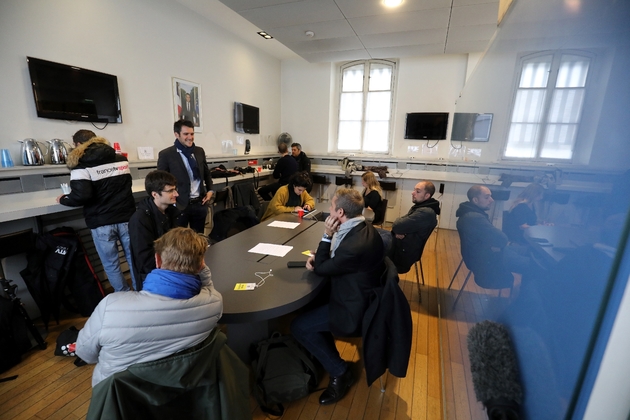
[313,221,384,337]
[157,145,213,211]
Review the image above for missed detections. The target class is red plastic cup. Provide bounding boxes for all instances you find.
[298,209,304,218]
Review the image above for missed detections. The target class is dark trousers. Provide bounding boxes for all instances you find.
[258,182,281,201]
[177,201,208,233]
[291,304,348,377]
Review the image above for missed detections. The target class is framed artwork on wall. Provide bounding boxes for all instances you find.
[172,77,202,132]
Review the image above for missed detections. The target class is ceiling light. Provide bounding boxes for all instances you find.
[383,0,403,7]
[257,31,274,39]
[305,31,315,38]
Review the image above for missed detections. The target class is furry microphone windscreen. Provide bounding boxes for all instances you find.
[467,321,523,407]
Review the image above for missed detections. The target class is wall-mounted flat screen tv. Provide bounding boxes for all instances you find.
[451,113,493,142]
[27,57,122,123]
[404,112,449,140]
[234,102,260,134]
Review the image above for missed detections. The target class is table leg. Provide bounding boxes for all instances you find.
[226,321,270,363]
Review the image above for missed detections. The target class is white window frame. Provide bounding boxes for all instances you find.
[502,50,594,162]
[335,59,397,155]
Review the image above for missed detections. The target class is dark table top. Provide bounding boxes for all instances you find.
[205,214,327,323]
[524,224,600,265]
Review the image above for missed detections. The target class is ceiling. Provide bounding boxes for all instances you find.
[179,0,499,63]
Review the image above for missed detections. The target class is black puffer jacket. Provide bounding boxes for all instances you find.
[60,137,135,229]
[389,198,440,273]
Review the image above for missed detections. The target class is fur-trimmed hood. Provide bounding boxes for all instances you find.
[66,137,113,169]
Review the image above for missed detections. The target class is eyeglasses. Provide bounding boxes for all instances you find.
[162,187,178,194]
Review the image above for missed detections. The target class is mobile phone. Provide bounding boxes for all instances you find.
[287,261,307,268]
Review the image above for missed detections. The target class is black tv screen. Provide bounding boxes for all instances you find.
[27,57,122,123]
[451,113,493,142]
[234,102,259,134]
[404,112,448,140]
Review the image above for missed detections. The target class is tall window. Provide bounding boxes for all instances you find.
[337,60,396,154]
[504,51,591,160]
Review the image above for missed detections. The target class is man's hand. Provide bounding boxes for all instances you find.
[324,215,340,237]
[56,194,65,204]
[202,191,214,205]
[395,234,405,239]
[306,255,315,271]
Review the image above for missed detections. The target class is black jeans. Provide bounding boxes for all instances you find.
[258,182,281,201]
[177,201,208,233]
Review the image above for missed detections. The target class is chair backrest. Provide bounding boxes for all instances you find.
[372,199,388,226]
[257,200,270,221]
[456,222,513,290]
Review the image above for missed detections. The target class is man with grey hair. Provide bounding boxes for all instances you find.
[291,188,384,405]
[291,142,312,192]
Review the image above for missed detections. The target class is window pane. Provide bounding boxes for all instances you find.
[519,56,552,88]
[338,121,361,150]
[540,123,577,159]
[368,64,392,91]
[342,65,364,92]
[363,121,389,152]
[366,92,391,120]
[556,55,590,88]
[339,92,363,120]
[548,89,584,123]
[512,89,546,123]
[505,123,540,158]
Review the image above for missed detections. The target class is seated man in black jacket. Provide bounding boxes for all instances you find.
[257,143,298,200]
[389,181,440,273]
[291,189,384,405]
[129,170,181,290]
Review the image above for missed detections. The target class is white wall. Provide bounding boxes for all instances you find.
[0,0,282,161]
[281,54,469,160]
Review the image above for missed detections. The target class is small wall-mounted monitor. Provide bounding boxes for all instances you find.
[404,112,449,140]
[27,56,122,123]
[451,113,493,142]
[234,102,260,134]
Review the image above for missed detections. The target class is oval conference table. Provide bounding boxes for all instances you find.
[204,213,326,361]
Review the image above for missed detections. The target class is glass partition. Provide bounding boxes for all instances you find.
[440,0,630,418]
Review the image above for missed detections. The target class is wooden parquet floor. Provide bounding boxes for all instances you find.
[1,228,498,420]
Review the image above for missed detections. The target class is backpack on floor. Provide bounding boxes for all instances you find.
[251,332,321,416]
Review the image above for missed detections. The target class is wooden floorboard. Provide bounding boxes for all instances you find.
[0,228,500,420]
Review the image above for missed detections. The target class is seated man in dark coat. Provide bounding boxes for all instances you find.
[389,181,440,273]
[456,185,530,280]
[291,189,385,405]
[257,143,298,200]
[129,170,181,289]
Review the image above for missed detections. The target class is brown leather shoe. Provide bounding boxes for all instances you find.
[319,367,355,405]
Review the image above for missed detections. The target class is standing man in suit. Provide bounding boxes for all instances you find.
[157,120,214,233]
[179,93,196,124]
[257,143,298,201]
[291,189,385,405]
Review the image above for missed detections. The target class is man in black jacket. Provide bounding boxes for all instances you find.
[57,130,137,292]
[456,185,530,280]
[291,142,313,192]
[291,189,384,405]
[257,143,298,200]
[128,170,181,290]
[157,120,214,233]
[389,181,440,273]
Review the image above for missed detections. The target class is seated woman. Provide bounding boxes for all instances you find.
[504,183,545,244]
[361,171,383,222]
[260,171,315,221]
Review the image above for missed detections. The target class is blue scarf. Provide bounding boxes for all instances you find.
[174,139,200,181]
[142,269,201,299]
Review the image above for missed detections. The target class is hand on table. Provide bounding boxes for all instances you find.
[306,255,315,271]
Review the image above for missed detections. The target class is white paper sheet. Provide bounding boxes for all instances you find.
[248,243,293,257]
[267,221,300,229]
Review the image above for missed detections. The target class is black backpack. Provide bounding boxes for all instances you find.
[251,333,321,416]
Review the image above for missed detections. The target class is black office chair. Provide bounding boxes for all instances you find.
[371,199,388,227]
[335,176,353,188]
[451,227,514,309]
[311,174,329,203]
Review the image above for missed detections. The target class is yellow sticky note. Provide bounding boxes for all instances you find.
[234,283,256,291]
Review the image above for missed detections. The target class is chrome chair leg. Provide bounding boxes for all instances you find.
[452,270,472,309]
[414,261,423,303]
[378,375,386,393]
[447,259,464,290]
